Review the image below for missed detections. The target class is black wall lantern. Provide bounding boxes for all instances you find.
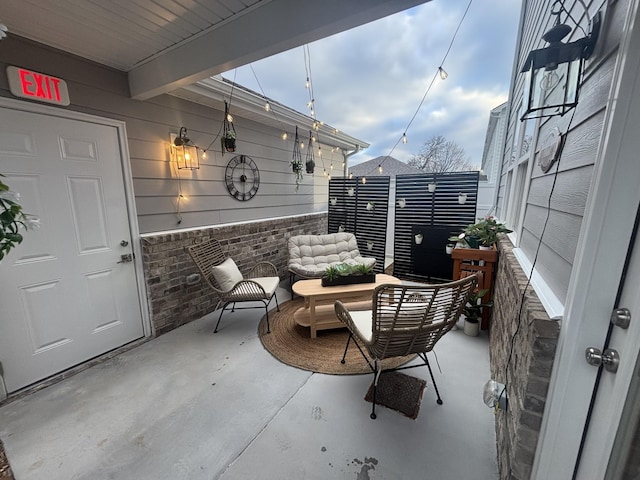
[171,127,200,170]
[520,4,601,121]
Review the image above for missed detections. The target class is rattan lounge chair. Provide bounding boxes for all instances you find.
[334,275,478,419]
[188,239,280,333]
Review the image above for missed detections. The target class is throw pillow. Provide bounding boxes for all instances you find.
[212,258,243,291]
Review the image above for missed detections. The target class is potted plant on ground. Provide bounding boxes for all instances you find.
[462,289,492,337]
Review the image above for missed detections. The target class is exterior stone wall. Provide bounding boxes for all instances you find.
[490,236,560,480]
[141,213,327,335]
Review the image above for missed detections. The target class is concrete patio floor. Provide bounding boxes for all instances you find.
[0,285,498,479]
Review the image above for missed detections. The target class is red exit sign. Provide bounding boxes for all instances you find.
[7,66,70,106]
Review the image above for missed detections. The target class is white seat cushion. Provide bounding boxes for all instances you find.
[249,277,280,297]
[348,309,373,343]
[212,258,243,291]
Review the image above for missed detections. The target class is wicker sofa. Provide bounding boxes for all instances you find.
[287,233,377,290]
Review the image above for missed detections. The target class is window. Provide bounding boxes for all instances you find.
[504,100,537,244]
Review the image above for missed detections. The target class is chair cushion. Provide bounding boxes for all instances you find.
[228,277,279,300]
[212,258,243,291]
[287,233,376,277]
[349,309,373,343]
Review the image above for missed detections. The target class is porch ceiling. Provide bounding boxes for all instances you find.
[0,0,431,100]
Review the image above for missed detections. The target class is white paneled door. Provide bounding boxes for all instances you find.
[0,106,144,393]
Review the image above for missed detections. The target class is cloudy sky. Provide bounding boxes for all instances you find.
[224,0,521,168]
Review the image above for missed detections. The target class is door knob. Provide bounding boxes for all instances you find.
[611,307,631,329]
[585,347,620,373]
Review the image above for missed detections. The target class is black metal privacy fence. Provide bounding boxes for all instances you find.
[328,171,479,281]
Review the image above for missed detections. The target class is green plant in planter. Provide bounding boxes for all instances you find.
[0,176,40,261]
[354,263,373,275]
[221,130,236,152]
[464,216,512,247]
[323,265,340,281]
[462,289,493,324]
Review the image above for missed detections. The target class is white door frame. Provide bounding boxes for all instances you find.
[532,0,640,478]
[0,96,152,338]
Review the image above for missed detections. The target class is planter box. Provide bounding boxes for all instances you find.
[451,244,497,262]
[321,273,376,287]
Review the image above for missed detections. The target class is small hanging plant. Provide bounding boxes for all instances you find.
[305,130,315,174]
[221,100,237,153]
[291,126,304,191]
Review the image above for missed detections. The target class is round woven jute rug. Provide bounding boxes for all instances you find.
[258,298,414,375]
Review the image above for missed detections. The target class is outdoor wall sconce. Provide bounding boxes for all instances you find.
[171,127,200,170]
[397,198,406,208]
[520,5,601,121]
[428,183,437,193]
[458,193,468,204]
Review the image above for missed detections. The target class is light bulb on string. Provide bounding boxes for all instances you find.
[330,162,333,170]
[349,172,353,179]
[305,77,310,89]
[318,147,322,157]
[264,101,270,112]
[327,174,331,181]
[226,113,233,122]
[342,161,345,168]
[438,66,448,80]
[323,169,327,177]
[282,131,288,140]
[201,150,208,160]
[378,164,383,174]
[300,141,304,149]
[402,133,408,144]
[362,177,367,184]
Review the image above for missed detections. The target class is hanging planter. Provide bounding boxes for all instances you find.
[305,130,315,174]
[330,197,337,206]
[221,100,237,153]
[458,193,468,204]
[415,233,423,245]
[397,198,406,208]
[446,243,455,254]
[222,131,236,152]
[428,183,437,193]
[291,126,304,191]
[366,201,375,211]
[366,240,374,251]
[347,187,355,197]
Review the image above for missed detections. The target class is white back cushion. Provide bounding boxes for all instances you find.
[212,258,243,291]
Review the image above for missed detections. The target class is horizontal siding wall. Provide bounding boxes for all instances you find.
[0,36,333,235]
[496,0,616,304]
[491,1,628,478]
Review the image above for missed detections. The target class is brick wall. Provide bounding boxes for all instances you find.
[141,213,327,335]
[490,237,560,480]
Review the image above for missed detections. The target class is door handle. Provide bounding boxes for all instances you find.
[117,253,133,264]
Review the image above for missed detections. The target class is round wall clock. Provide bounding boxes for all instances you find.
[225,155,260,201]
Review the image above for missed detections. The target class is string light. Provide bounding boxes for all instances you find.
[378,164,383,174]
[305,77,310,89]
[282,131,288,140]
[379,0,471,161]
[300,141,304,149]
[264,101,270,112]
[362,177,367,184]
[349,172,353,179]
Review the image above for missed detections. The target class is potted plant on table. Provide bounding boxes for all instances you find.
[461,288,492,337]
[321,262,375,287]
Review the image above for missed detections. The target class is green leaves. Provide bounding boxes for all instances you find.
[0,178,38,262]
